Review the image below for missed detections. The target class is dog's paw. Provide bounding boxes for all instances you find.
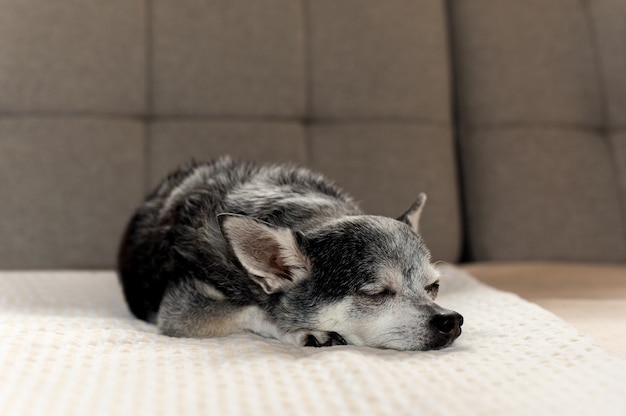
[303,331,347,348]
[278,329,347,348]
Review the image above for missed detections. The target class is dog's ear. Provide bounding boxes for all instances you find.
[397,193,427,234]
[218,214,310,294]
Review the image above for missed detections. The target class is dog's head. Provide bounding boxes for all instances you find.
[219,193,463,351]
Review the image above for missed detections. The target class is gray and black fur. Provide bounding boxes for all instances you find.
[118,157,463,350]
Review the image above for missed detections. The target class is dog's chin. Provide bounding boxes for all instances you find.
[426,338,457,351]
[372,338,458,352]
[360,335,461,352]
[379,328,462,351]
[340,326,462,351]
[422,328,462,351]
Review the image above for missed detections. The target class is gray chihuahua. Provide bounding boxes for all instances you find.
[118,157,463,350]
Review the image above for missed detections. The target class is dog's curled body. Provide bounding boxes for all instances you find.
[118,156,463,350]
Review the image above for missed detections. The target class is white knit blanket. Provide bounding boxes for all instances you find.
[1,266,625,416]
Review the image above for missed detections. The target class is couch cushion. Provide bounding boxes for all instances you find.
[151,0,306,117]
[451,1,602,126]
[0,0,145,114]
[308,0,450,121]
[0,119,144,268]
[460,128,625,262]
[450,0,626,261]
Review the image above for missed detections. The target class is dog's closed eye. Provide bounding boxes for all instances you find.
[425,281,439,299]
[357,288,396,301]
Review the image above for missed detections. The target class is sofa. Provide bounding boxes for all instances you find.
[1,1,625,415]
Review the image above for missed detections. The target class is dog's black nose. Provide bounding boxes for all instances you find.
[430,312,463,338]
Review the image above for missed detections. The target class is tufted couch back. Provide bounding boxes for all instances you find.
[0,0,624,268]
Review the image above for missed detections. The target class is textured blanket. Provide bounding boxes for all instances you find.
[1,265,625,416]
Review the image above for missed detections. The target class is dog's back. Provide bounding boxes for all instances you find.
[117,157,361,322]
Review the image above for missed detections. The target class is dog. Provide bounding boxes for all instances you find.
[117,156,463,350]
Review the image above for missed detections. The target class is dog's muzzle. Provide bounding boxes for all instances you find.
[429,312,464,348]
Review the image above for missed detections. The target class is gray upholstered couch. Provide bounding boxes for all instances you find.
[1,0,624,342]
[1,0,624,269]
